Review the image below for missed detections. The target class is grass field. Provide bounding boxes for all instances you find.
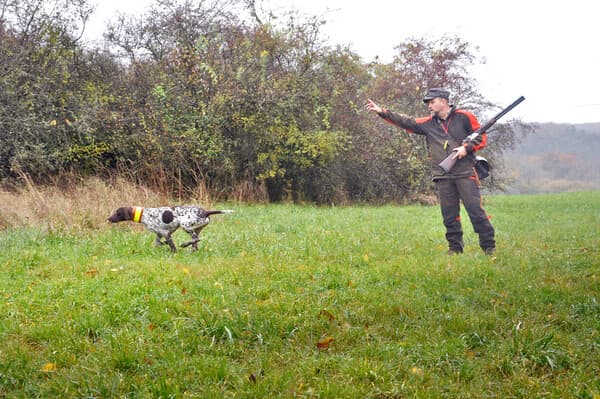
[0,187,599,398]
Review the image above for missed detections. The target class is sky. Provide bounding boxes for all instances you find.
[84,0,600,124]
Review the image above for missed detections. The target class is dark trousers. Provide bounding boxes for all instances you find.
[436,177,495,251]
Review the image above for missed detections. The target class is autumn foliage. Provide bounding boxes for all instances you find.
[0,0,521,203]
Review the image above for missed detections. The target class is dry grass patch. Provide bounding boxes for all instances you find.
[0,176,213,232]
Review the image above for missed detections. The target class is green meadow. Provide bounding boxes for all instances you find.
[1,191,599,398]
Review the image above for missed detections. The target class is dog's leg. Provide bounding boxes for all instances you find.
[180,230,199,250]
[154,234,164,247]
[190,231,200,251]
[165,234,177,252]
[191,226,206,251]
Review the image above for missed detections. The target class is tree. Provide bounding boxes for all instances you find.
[0,0,104,180]
[102,0,352,201]
[0,0,526,202]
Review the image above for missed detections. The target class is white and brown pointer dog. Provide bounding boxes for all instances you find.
[107,205,234,252]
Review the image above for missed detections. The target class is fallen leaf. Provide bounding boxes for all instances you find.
[316,337,334,350]
[42,362,57,372]
[86,268,98,277]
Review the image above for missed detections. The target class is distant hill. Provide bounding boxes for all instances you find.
[503,123,600,193]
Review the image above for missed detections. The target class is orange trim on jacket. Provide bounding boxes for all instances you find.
[376,105,485,179]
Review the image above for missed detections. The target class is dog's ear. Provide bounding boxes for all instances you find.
[161,210,174,224]
[122,207,134,220]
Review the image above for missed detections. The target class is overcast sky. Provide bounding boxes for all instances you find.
[84,0,600,124]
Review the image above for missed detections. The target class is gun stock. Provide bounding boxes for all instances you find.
[439,153,458,173]
[438,96,525,175]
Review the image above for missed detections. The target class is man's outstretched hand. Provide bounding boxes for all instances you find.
[365,99,382,114]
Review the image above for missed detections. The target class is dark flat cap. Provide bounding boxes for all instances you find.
[423,88,450,103]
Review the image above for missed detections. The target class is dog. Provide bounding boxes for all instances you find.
[107,205,234,252]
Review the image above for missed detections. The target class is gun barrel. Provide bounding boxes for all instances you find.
[477,96,525,134]
[437,96,525,175]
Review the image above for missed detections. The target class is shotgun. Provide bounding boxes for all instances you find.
[438,96,525,177]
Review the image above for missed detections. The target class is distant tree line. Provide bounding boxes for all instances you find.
[503,123,600,193]
[0,0,526,203]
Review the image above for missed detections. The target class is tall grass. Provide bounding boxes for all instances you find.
[0,182,598,398]
[0,176,212,232]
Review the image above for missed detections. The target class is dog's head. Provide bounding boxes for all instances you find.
[107,207,134,223]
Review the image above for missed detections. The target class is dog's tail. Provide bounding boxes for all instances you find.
[204,209,235,217]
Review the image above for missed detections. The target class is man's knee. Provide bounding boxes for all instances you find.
[443,214,461,229]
